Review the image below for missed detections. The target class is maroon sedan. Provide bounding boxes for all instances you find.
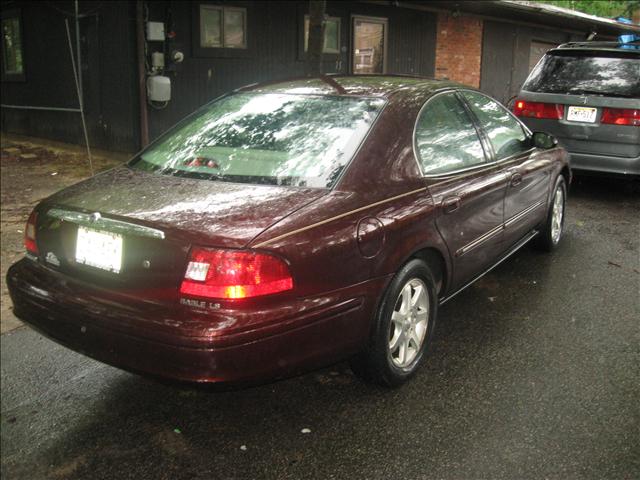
[7,76,570,387]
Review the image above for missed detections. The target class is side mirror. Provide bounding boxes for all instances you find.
[532,131,559,150]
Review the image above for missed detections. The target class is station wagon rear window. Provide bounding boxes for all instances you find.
[130,93,385,188]
[523,51,640,98]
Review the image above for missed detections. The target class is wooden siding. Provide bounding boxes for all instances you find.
[0,1,139,152]
[480,20,583,105]
[0,0,437,149]
[145,0,437,140]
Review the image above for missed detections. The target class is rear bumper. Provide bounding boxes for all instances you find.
[517,116,640,176]
[7,259,387,383]
[569,152,640,177]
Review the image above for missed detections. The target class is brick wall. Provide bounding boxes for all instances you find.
[435,13,483,88]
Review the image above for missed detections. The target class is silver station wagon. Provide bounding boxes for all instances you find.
[513,40,639,177]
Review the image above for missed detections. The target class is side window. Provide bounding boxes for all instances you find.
[414,93,486,175]
[1,10,25,81]
[461,91,530,161]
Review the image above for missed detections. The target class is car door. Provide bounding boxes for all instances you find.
[460,90,553,248]
[415,91,508,292]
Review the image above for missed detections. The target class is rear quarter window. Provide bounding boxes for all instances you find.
[414,92,487,175]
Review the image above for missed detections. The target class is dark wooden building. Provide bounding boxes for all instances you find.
[1,0,638,152]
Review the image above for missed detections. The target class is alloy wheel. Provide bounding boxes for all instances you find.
[551,185,564,244]
[388,278,429,368]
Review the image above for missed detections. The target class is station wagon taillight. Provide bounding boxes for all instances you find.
[513,100,564,120]
[24,210,38,255]
[180,248,293,300]
[601,108,640,126]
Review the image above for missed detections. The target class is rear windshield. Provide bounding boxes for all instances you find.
[523,52,640,97]
[130,93,385,188]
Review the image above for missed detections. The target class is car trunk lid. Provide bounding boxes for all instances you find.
[34,167,326,305]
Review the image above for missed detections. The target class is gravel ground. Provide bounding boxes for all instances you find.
[0,134,128,333]
[1,146,639,479]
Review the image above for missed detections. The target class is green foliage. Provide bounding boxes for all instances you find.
[535,1,639,19]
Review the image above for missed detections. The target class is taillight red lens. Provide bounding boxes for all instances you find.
[24,210,38,255]
[513,100,564,120]
[180,248,293,299]
[601,108,640,126]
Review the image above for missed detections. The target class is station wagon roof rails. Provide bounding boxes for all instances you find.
[555,40,640,52]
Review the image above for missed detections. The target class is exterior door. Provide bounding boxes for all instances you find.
[501,150,553,246]
[460,91,552,247]
[415,91,508,291]
[351,16,387,74]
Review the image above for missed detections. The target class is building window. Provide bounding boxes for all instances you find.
[1,11,25,81]
[199,5,246,49]
[352,16,387,74]
[303,15,340,54]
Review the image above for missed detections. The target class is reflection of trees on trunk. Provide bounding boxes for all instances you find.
[525,55,640,96]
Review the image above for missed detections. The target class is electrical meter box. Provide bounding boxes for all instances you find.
[147,21,165,41]
[147,75,171,102]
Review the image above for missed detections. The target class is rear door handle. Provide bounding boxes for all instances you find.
[442,196,461,214]
[510,173,523,187]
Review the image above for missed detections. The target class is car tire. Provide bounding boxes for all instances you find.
[350,259,438,387]
[535,175,567,252]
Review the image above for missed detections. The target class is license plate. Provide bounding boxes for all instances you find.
[76,227,123,273]
[567,106,597,123]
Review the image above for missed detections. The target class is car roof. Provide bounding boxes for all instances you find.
[236,75,464,98]
[551,40,640,55]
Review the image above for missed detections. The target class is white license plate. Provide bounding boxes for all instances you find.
[567,106,597,123]
[76,227,123,273]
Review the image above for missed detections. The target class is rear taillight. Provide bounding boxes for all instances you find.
[601,108,640,126]
[180,248,293,299]
[24,210,38,255]
[513,100,564,120]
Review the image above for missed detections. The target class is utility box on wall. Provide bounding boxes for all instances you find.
[146,21,165,41]
[147,76,171,102]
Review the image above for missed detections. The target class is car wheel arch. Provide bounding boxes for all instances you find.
[409,247,447,296]
[560,165,571,192]
[367,244,448,342]
[545,166,570,211]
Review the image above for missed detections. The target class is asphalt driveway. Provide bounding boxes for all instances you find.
[1,175,639,480]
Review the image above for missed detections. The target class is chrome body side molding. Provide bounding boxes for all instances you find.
[456,201,544,257]
[440,229,539,305]
[456,224,503,257]
[504,201,544,229]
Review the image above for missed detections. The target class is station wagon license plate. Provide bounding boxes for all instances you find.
[567,106,597,123]
[76,227,123,273]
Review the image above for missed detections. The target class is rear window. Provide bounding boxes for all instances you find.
[130,93,385,188]
[523,52,640,98]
